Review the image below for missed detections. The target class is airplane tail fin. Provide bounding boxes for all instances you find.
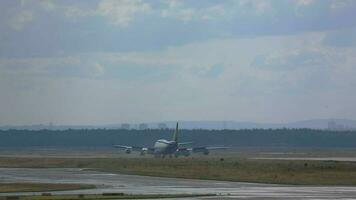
[173,122,179,142]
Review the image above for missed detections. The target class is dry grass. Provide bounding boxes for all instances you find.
[0,193,215,200]
[1,157,356,185]
[0,183,95,193]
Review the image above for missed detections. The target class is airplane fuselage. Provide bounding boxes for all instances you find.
[153,139,178,155]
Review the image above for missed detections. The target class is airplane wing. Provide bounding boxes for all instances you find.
[178,142,193,146]
[175,146,229,156]
[205,146,230,150]
[113,145,142,151]
[189,146,229,155]
[113,145,154,154]
[113,145,132,149]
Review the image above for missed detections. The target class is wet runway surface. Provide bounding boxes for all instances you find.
[1,168,356,199]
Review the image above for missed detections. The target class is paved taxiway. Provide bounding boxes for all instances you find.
[1,168,356,199]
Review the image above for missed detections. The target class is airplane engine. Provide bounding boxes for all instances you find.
[203,150,210,155]
[125,149,131,154]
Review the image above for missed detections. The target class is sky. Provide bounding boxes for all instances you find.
[0,0,356,125]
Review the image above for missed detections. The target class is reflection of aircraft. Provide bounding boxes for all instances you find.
[114,122,228,158]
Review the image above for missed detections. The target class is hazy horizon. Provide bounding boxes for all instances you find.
[2,118,356,129]
[1,0,356,126]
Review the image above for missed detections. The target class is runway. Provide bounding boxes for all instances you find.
[1,168,356,199]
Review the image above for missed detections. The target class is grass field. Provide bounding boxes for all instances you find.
[1,156,356,185]
[0,193,216,200]
[0,183,95,193]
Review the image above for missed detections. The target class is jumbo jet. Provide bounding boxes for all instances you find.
[114,123,228,158]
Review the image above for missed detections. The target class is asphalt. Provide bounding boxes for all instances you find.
[1,168,356,199]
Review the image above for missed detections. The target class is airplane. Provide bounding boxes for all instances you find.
[114,122,228,158]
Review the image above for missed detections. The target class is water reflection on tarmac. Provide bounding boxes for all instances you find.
[1,168,356,199]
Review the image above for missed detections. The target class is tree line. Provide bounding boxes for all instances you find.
[0,128,356,148]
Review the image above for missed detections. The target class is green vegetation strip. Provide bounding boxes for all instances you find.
[1,157,356,185]
[0,193,216,200]
[0,183,95,193]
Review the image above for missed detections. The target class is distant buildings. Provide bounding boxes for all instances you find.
[121,123,130,130]
[158,123,167,129]
[328,120,348,131]
[49,122,54,129]
[138,123,148,130]
[120,123,166,130]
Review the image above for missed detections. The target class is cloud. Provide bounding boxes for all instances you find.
[97,0,151,27]
[237,0,272,15]
[329,0,353,10]
[159,1,227,22]
[0,0,34,31]
[0,0,153,30]
[0,53,176,82]
[1,1,356,124]
[250,50,328,70]
[0,56,89,78]
[296,0,315,6]
[322,28,356,47]
[2,0,356,58]
[8,9,33,30]
[192,64,225,78]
